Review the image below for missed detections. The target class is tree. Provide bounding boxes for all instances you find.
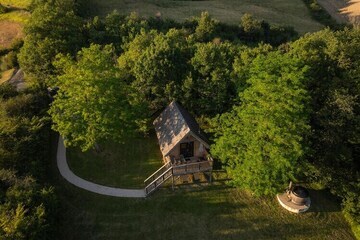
[240,13,264,41]
[211,52,310,196]
[289,28,360,231]
[193,12,219,42]
[182,42,237,116]
[18,0,83,84]
[118,29,192,111]
[49,44,142,151]
[0,169,56,240]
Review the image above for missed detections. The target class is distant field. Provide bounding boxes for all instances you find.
[0,10,29,49]
[319,0,360,24]
[0,0,32,9]
[87,0,324,34]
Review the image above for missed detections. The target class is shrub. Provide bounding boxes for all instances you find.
[1,51,18,71]
[0,4,8,14]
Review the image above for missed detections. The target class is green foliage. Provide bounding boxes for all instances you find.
[289,28,360,235]
[50,44,142,151]
[0,169,57,240]
[232,43,273,92]
[193,12,219,42]
[302,0,344,29]
[119,29,191,111]
[18,0,83,84]
[0,3,8,14]
[114,11,149,50]
[0,83,17,99]
[0,85,57,239]
[0,91,50,177]
[211,52,310,196]
[240,13,264,40]
[182,42,237,116]
[0,51,18,71]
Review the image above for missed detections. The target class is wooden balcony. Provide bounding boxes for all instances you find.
[144,156,213,196]
[171,157,213,176]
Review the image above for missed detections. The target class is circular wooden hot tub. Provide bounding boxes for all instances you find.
[277,185,311,213]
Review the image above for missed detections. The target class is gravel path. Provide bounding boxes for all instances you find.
[57,136,146,198]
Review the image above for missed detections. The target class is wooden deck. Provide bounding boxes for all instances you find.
[144,157,213,196]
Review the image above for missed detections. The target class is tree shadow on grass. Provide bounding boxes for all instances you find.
[307,189,342,213]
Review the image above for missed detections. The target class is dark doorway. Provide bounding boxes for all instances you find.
[180,142,194,158]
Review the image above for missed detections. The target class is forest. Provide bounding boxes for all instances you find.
[0,0,359,239]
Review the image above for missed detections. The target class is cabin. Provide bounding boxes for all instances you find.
[144,101,213,195]
[154,101,211,165]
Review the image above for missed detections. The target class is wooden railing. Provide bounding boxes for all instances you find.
[145,166,173,195]
[144,158,214,196]
[144,162,170,186]
[172,160,213,176]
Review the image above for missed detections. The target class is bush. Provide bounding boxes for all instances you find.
[0,83,18,99]
[1,51,18,71]
[0,4,8,14]
[302,0,344,29]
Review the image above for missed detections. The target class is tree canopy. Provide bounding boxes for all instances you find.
[49,44,142,151]
[18,0,83,84]
[211,52,310,196]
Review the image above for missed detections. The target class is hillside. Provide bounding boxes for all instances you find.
[318,0,360,24]
[87,0,324,34]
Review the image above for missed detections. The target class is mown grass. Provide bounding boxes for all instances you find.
[67,135,163,188]
[87,0,324,34]
[50,134,355,240]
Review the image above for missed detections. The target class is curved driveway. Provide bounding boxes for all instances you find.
[57,136,146,198]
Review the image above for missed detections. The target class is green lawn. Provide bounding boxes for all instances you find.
[67,135,163,188]
[51,134,355,240]
[87,0,324,34]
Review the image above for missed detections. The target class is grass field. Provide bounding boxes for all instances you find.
[67,135,163,188]
[0,9,29,49]
[87,0,324,34]
[51,134,355,240]
[0,0,32,9]
[318,0,360,24]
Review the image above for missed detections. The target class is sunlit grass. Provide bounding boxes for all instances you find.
[88,0,324,34]
[0,0,32,9]
[0,10,30,23]
[0,68,14,84]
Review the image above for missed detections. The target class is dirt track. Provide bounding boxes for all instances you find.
[0,21,23,48]
[318,0,360,24]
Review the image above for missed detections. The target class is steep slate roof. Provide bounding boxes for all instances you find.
[153,101,209,156]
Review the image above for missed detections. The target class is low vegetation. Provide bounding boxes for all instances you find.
[302,0,344,28]
[0,84,57,239]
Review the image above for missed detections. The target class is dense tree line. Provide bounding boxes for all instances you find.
[211,28,360,236]
[0,84,57,239]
